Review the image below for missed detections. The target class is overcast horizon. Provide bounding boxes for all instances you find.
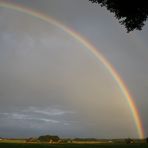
[0,0,148,139]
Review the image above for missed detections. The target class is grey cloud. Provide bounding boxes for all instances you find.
[0,112,59,123]
[23,106,75,116]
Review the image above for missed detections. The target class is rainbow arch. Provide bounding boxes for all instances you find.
[0,0,144,138]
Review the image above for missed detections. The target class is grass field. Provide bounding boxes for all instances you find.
[0,143,148,148]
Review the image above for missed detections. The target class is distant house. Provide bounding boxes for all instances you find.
[108,140,113,143]
[26,137,37,143]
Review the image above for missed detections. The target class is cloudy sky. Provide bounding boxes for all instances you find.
[0,0,148,138]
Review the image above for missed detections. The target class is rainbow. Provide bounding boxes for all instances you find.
[0,0,145,138]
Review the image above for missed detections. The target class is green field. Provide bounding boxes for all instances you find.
[0,143,148,148]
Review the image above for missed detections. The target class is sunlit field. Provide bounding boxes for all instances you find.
[0,143,148,148]
[0,139,148,148]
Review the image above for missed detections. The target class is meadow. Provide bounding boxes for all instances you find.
[0,143,148,148]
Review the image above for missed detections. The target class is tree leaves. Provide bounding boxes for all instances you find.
[89,0,148,32]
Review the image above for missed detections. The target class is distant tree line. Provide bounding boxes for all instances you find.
[73,138,98,141]
[26,135,60,143]
[24,135,148,144]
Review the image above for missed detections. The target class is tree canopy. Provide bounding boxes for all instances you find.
[89,0,148,32]
[38,135,60,142]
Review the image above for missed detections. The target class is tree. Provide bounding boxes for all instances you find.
[38,135,60,142]
[89,0,148,32]
[125,138,134,144]
[146,137,148,143]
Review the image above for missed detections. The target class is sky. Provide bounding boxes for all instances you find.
[0,0,148,139]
